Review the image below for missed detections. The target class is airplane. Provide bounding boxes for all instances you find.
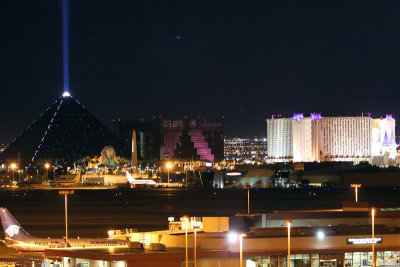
[126,171,156,186]
[0,207,128,252]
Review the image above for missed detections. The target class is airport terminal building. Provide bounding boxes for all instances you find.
[46,206,400,267]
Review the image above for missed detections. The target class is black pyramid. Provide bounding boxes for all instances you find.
[0,93,127,168]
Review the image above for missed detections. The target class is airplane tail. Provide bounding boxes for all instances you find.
[0,207,33,241]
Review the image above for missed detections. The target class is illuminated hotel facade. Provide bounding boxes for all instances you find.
[114,117,224,163]
[266,117,293,160]
[267,114,398,165]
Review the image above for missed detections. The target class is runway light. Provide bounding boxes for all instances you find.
[317,231,325,240]
[228,232,237,242]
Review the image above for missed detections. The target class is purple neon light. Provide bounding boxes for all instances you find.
[386,114,394,121]
[188,129,214,162]
[382,131,390,146]
[310,113,323,120]
[292,113,304,120]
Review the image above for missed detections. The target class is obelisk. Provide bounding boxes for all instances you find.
[132,130,138,172]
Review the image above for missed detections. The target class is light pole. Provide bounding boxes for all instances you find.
[10,163,17,182]
[185,165,188,188]
[287,220,292,267]
[166,163,172,186]
[183,216,189,267]
[351,184,361,203]
[372,208,375,267]
[45,163,50,180]
[228,232,246,267]
[239,233,246,267]
[193,226,200,267]
[244,185,251,214]
[59,190,74,247]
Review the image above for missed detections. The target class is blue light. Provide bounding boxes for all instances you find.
[62,0,69,94]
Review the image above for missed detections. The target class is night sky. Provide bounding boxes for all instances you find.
[1,1,399,144]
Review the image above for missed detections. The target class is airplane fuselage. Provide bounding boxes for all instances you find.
[5,237,127,251]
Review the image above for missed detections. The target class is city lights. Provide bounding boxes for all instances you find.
[0,2,399,266]
[224,137,267,162]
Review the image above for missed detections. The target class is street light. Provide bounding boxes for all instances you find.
[59,190,74,247]
[166,162,172,186]
[317,230,325,240]
[351,184,361,203]
[372,208,375,267]
[228,232,246,267]
[10,163,17,182]
[44,163,50,180]
[287,220,292,267]
[183,216,189,267]
[244,185,251,214]
[193,225,200,267]
[239,233,246,267]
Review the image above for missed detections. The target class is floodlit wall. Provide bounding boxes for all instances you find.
[293,117,313,162]
[202,217,229,232]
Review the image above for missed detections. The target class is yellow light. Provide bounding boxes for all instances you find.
[44,163,50,169]
[10,163,17,170]
[166,163,172,169]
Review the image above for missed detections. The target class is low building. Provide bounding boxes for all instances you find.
[46,207,400,267]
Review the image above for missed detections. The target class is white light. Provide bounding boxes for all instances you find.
[317,231,325,240]
[107,230,115,236]
[168,217,175,222]
[228,232,237,242]
[226,172,242,176]
[62,91,71,97]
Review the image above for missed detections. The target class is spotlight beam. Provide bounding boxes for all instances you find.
[62,0,69,94]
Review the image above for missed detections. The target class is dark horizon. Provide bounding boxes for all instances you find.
[1,1,399,143]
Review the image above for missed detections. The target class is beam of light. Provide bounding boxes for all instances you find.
[62,0,69,95]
